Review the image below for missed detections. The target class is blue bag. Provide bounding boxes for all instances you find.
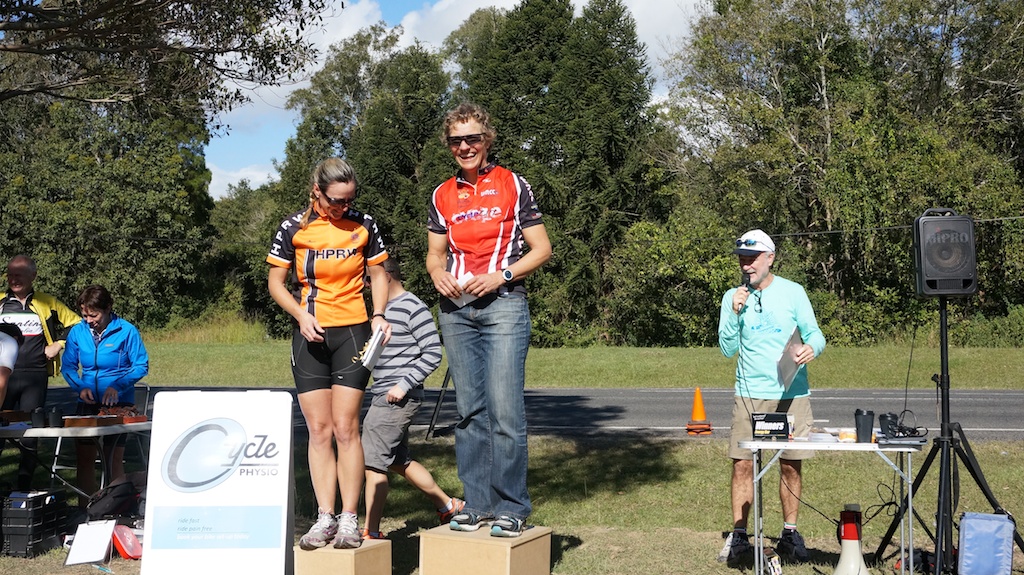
[958,512,1015,575]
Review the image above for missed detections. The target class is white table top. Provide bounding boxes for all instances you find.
[739,439,925,453]
[0,420,152,439]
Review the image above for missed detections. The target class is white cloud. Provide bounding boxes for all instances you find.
[614,0,702,96]
[394,0,521,46]
[312,0,384,53]
[208,162,278,199]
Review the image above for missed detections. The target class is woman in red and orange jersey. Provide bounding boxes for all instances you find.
[426,102,552,538]
[267,158,392,550]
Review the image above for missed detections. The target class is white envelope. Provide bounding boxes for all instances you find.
[450,273,479,308]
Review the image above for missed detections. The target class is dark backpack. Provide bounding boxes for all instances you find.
[86,471,147,520]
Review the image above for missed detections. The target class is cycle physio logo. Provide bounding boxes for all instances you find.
[161,418,284,493]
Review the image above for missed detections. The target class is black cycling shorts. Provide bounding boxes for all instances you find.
[291,323,372,394]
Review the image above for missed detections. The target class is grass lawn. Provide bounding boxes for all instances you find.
[2,434,1023,574]
[138,343,1024,389]
[2,345,1023,573]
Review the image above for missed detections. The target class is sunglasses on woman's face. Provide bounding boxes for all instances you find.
[320,194,354,207]
[446,133,485,147]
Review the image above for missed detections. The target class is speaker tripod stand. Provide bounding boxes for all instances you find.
[874,296,1024,573]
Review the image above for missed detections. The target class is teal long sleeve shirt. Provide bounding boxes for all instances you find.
[718,275,825,400]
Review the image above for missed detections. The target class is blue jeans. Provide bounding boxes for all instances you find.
[439,295,531,521]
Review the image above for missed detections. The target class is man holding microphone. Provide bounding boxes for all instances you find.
[717,229,826,565]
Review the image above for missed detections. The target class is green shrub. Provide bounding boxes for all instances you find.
[953,304,1024,347]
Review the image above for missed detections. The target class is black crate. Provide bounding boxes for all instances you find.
[0,490,67,557]
[2,490,66,514]
[2,507,61,529]
[2,532,61,558]
[3,520,61,535]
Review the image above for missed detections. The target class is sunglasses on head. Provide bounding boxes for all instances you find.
[446,133,485,147]
[736,239,759,247]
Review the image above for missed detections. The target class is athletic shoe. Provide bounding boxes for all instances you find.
[777,528,809,562]
[298,511,338,550]
[717,531,752,564]
[361,528,385,540]
[490,515,525,538]
[437,497,466,524]
[332,512,362,549]
[449,511,492,532]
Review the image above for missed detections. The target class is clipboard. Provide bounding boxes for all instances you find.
[776,327,802,389]
[65,519,116,566]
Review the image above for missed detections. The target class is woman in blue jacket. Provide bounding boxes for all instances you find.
[61,285,149,501]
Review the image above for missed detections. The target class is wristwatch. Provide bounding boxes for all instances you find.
[501,268,514,283]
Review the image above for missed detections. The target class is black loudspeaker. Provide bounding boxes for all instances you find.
[913,208,977,296]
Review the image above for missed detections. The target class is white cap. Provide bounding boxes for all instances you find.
[732,229,776,256]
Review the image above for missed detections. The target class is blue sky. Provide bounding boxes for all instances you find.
[204,0,697,198]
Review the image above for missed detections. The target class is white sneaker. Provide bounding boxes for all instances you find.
[299,511,338,550]
[332,512,362,549]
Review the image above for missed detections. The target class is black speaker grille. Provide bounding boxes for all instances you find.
[914,212,977,296]
[932,278,973,291]
[924,238,972,275]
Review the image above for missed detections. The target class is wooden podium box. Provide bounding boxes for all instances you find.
[293,539,391,575]
[419,524,552,575]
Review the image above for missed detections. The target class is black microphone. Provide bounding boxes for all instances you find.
[741,273,751,291]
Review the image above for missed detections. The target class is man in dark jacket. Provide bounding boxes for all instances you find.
[1,254,80,490]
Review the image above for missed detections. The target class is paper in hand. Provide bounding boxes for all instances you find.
[450,273,479,308]
[361,325,386,370]
[776,327,802,389]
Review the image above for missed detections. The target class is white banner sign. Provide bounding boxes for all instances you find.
[141,390,294,575]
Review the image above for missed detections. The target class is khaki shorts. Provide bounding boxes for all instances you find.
[361,393,420,472]
[728,396,814,460]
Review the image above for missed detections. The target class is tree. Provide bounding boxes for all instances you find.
[348,43,452,300]
[954,0,1024,174]
[465,0,574,170]
[0,96,214,327]
[276,23,402,208]
[533,0,665,340]
[208,179,292,334]
[664,0,1024,340]
[0,0,329,116]
[441,7,507,96]
[605,195,735,346]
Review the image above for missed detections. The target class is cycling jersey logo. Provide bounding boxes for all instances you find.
[451,207,504,225]
[311,248,359,259]
[0,313,42,336]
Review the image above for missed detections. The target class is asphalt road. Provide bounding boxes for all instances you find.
[43,385,1024,442]
[511,387,1024,441]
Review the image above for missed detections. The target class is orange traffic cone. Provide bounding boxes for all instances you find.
[686,387,712,435]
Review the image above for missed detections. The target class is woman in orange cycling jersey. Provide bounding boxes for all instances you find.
[267,158,392,550]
